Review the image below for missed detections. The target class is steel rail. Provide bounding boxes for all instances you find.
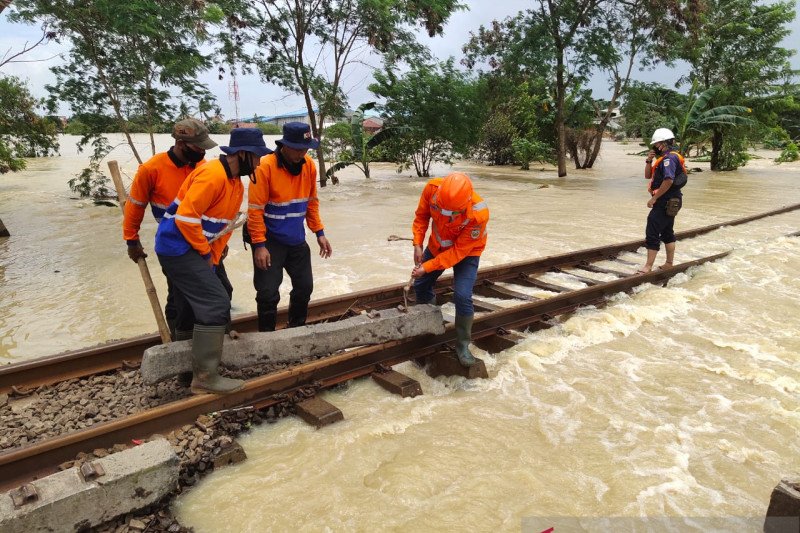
[0,250,728,491]
[1,201,798,394]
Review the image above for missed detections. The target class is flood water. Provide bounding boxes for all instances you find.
[2,135,799,531]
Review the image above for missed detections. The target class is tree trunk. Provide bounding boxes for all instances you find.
[585,123,607,168]
[710,128,723,171]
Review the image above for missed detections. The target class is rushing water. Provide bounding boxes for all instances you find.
[2,135,799,531]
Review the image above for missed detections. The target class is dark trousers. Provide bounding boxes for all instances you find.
[252,241,313,331]
[158,250,231,331]
[645,201,678,251]
[164,258,233,329]
[413,248,480,316]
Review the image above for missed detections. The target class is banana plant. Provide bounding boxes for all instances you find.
[326,102,400,180]
[674,81,755,156]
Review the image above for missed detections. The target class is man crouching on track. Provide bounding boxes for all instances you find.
[411,173,489,367]
[154,128,272,394]
[638,127,687,274]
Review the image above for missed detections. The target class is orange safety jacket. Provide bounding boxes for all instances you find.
[412,177,489,273]
[648,151,687,195]
[154,159,243,265]
[246,153,324,247]
[122,149,204,243]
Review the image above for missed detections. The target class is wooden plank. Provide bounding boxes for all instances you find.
[295,397,344,429]
[472,329,527,352]
[576,263,629,277]
[425,350,488,379]
[372,370,422,398]
[517,274,571,293]
[471,298,503,312]
[474,280,539,302]
[550,267,601,286]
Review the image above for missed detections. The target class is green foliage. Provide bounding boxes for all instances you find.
[67,136,114,200]
[252,0,464,185]
[256,123,281,135]
[620,82,686,139]
[512,137,551,170]
[680,0,796,169]
[369,59,484,177]
[478,111,516,166]
[207,121,232,135]
[775,141,799,163]
[714,130,751,170]
[320,122,353,161]
[762,126,791,150]
[0,76,59,173]
[324,102,399,180]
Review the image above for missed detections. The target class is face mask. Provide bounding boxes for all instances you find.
[183,146,205,164]
[653,145,663,156]
[277,148,306,176]
[238,153,257,181]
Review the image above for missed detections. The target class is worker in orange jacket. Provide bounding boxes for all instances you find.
[155,128,272,394]
[122,118,225,339]
[411,173,489,367]
[246,122,332,332]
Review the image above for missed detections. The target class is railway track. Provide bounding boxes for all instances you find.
[0,203,798,491]
[2,201,799,395]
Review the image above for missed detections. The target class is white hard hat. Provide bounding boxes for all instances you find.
[650,128,675,145]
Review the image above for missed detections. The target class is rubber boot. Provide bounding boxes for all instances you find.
[189,324,244,395]
[174,329,193,387]
[454,314,477,367]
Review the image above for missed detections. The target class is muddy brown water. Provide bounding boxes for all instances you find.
[2,135,799,531]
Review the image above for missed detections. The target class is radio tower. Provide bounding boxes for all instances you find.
[228,73,241,127]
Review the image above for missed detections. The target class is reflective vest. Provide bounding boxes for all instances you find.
[648,151,687,195]
[412,177,489,273]
[154,159,243,265]
[122,150,204,242]
[246,153,324,247]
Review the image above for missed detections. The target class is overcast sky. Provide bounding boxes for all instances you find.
[2,0,799,120]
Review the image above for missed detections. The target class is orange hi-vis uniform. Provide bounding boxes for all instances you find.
[246,153,324,247]
[412,177,489,273]
[123,149,204,243]
[154,159,243,265]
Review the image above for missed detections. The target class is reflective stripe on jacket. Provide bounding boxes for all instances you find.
[154,159,243,265]
[246,153,323,247]
[412,177,489,273]
[122,150,204,242]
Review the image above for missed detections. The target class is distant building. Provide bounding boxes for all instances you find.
[362,117,384,134]
[256,108,353,129]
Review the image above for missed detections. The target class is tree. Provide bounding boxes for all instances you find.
[620,82,686,139]
[464,0,689,175]
[10,0,237,196]
[252,0,464,187]
[0,75,58,174]
[682,0,796,170]
[325,102,401,180]
[369,59,484,177]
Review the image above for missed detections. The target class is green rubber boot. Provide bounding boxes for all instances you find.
[454,314,477,367]
[174,329,193,387]
[189,324,244,395]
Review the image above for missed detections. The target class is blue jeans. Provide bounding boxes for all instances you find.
[413,248,479,316]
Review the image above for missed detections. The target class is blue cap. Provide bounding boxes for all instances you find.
[276,122,320,150]
[220,128,273,157]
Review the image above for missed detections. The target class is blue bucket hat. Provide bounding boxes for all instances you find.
[220,128,273,157]
[276,122,320,150]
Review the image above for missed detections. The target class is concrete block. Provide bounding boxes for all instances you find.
[765,475,800,533]
[0,439,179,533]
[425,351,488,380]
[295,397,343,429]
[141,304,445,384]
[372,370,422,398]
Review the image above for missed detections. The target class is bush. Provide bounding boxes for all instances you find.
[775,141,799,163]
[512,137,551,170]
[256,123,281,135]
